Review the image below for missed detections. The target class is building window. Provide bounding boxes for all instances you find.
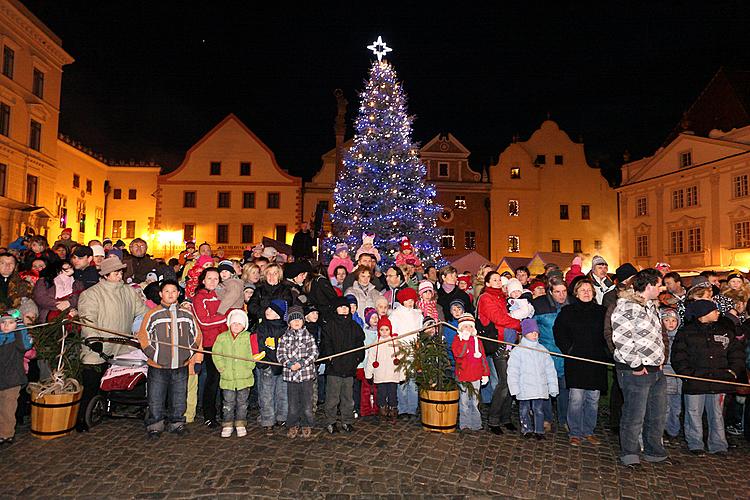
[734,174,749,198]
[95,208,103,236]
[216,224,229,244]
[0,102,9,136]
[508,235,520,253]
[687,227,702,253]
[510,167,521,179]
[679,150,692,168]
[734,221,750,248]
[551,239,560,253]
[241,224,254,244]
[594,239,602,250]
[581,205,590,220]
[454,196,466,209]
[686,186,698,207]
[636,196,647,216]
[77,199,86,233]
[554,155,564,165]
[508,200,519,216]
[55,193,66,227]
[636,235,649,257]
[275,224,287,242]
[128,189,136,200]
[534,154,546,165]
[267,192,280,209]
[73,174,80,189]
[438,162,449,177]
[32,69,44,99]
[183,224,195,242]
[126,221,136,239]
[243,192,255,209]
[671,189,684,210]
[29,120,41,151]
[112,220,122,238]
[217,191,231,208]
[441,228,455,249]
[0,163,6,197]
[113,188,122,199]
[669,230,684,254]
[240,162,251,176]
[560,204,569,220]
[183,191,196,208]
[210,161,221,175]
[2,46,13,79]
[86,179,92,194]
[25,175,38,205]
[464,231,476,250]
[573,239,582,253]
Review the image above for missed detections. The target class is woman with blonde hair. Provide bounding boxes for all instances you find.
[473,263,494,302]
[241,262,262,285]
[247,263,293,324]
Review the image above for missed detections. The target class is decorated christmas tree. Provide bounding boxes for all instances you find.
[329,37,447,268]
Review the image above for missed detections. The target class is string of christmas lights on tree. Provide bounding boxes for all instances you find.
[328,37,447,268]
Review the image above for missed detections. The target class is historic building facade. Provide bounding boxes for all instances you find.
[155,114,302,257]
[488,120,619,266]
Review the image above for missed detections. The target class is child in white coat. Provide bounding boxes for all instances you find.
[364,316,403,422]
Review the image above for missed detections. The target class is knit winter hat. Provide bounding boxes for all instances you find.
[457,274,472,288]
[333,296,350,310]
[362,231,375,246]
[449,299,466,313]
[418,280,434,295]
[377,316,393,336]
[457,313,475,329]
[727,270,745,283]
[226,309,249,330]
[217,260,234,275]
[659,307,679,321]
[195,255,214,269]
[90,244,105,257]
[364,307,378,325]
[0,309,19,322]
[528,280,545,294]
[243,281,256,291]
[654,262,671,273]
[283,261,310,280]
[61,227,72,236]
[506,278,524,297]
[422,316,437,328]
[592,255,608,267]
[268,299,288,320]
[685,299,717,322]
[335,243,349,254]
[345,294,358,306]
[397,287,418,304]
[400,236,412,252]
[521,318,539,336]
[287,305,305,324]
[262,246,278,259]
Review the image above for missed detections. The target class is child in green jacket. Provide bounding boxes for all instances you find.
[213,309,256,438]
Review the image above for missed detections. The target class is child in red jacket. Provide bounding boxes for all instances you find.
[452,313,489,431]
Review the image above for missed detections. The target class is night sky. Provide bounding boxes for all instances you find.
[23,1,750,183]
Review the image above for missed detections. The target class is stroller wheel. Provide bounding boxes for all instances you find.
[85,395,106,428]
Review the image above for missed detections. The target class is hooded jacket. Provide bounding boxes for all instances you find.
[320,311,365,377]
[507,336,559,400]
[212,329,256,390]
[256,317,288,375]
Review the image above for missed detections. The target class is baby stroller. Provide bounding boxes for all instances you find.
[83,337,149,428]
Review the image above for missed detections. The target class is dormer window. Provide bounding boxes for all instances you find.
[679,150,692,168]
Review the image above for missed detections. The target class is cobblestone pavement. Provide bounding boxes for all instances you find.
[2,406,750,499]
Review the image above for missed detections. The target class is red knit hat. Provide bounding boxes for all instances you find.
[61,228,72,235]
[528,280,545,293]
[377,316,393,336]
[400,236,412,252]
[457,274,472,288]
[396,287,418,304]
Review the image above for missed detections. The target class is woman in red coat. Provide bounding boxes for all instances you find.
[192,267,228,428]
[476,271,522,435]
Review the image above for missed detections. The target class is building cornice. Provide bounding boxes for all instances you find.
[0,1,74,67]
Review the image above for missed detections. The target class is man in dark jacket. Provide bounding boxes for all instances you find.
[671,299,745,455]
[291,221,315,260]
[123,238,157,284]
[0,253,31,313]
[321,297,365,434]
[70,246,100,290]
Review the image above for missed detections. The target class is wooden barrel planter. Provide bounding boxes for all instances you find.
[419,389,459,433]
[30,389,83,440]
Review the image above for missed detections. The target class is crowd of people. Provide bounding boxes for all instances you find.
[0,227,748,468]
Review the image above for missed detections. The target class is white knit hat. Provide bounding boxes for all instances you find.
[506,278,523,297]
[226,309,249,331]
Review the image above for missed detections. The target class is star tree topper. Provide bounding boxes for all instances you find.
[367,36,392,61]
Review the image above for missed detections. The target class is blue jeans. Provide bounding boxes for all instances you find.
[684,393,728,453]
[258,369,288,427]
[665,393,682,437]
[543,375,569,426]
[459,381,482,430]
[617,369,668,465]
[287,379,315,428]
[222,388,250,427]
[567,388,600,438]
[519,399,546,434]
[145,365,188,432]
[398,379,418,415]
[480,356,497,404]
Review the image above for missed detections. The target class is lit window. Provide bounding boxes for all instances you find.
[636,196,647,216]
[112,220,122,238]
[454,196,466,209]
[573,240,582,253]
[734,221,750,248]
[441,228,455,249]
[734,174,749,198]
[183,224,195,242]
[508,200,519,217]
[510,167,521,179]
[679,150,692,168]
[508,235,520,253]
[551,239,560,253]
[464,231,476,250]
[636,235,649,257]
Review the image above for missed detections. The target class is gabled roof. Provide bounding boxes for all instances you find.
[528,252,576,270]
[421,133,471,156]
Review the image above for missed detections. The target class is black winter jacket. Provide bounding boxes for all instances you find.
[256,318,288,376]
[320,313,365,378]
[248,281,293,324]
[307,275,339,319]
[437,286,474,319]
[671,319,745,394]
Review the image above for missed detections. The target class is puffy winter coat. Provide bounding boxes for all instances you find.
[343,281,381,322]
[507,337,559,400]
[476,287,521,342]
[671,318,745,394]
[364,333,404,383]
[191,288,227,348]
[389,305,423,348]
[532,293,568,378]
[307,274,339,320]
[553,299,608,392]
[256,317,287,376]
[320,313,365,377]
[212,330,256,390]
[452,335,490,382]
[0,328,32,390]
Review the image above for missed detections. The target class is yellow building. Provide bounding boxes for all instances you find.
[0,0,73,244]
[489,120,619,267]
[155,114,302,258]
[618,68,750,272]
